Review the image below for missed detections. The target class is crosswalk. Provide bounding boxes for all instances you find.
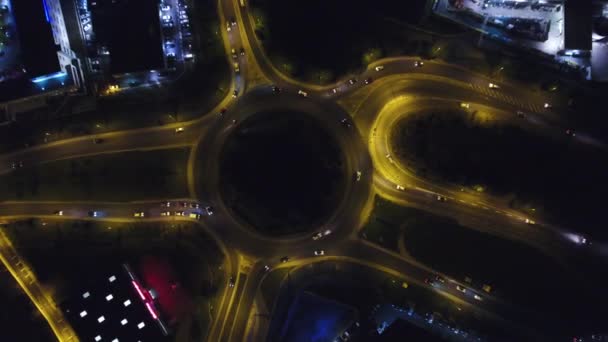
[469,83,544,113]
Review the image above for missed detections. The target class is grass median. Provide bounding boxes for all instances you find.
[0,148,190,202]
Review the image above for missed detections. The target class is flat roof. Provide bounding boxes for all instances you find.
[89,0,164,74]
[10,0,60,77]
[62,267,166,342]
[564,0,592,50]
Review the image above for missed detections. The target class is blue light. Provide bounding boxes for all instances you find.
[42,0,51,23]
[32,71,68,83]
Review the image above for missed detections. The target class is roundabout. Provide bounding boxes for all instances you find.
[192,87,373,257]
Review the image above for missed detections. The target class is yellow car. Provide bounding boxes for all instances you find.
[460,102,470,109]
[134,211,145,217]
[160,211,171,216]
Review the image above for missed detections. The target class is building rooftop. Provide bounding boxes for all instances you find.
[564,0,593,50]
[62,267,167,342]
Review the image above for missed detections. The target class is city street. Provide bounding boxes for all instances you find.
[0,0,603,340]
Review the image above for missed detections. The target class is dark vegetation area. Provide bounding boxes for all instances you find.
[360,196,608,338]
[0,267,55,342]
[219,110,345,235]
[0,148,189,201]
[391,111,608,240]
[250,0,437,82]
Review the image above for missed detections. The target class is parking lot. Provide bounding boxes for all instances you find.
[81,0,195,94]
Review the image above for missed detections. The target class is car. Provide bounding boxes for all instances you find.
[181,202,188,207]
[93,138,103,144]
[189,213,201,220]
[340,118,352,128]
[456,285,467,293]
[375,65,384,71]
[565,129,576,137]
[163,21,174,28]
[233,62,240,73]
[219,108,227,116]
[174,211,184,216]
[161,4,171,11]
[525,218,535,225]
[228,276,235,287]
[162,201,171,207]
[543,102,551,109]
[231,48,237,59]
[331,88,338,94]
[231,119,238,125]
[54,210,64,216]
[205,206,214,215]
[356,171,362,182]
[434,275,445,283]
[229,17,237,26]
[298,90,308,97]
[364,77,373,85]
[474,294,483,301]
[232,90,238,98]
[436,195,446,202]
[460,102,470,109]
[190,203,200,209]
[280,256,289,263]
[162,15,172,22]
[88,211,100,217]
[161,211,171,216]
[175,127,184,133]
[396,185,405,191]
[516,110,525,118]
[226,22,231,31]
[348,78,357,85]
[414,60,424,67]
[134,211,145,217]
[271,85,281,94]
[11,161,23,169]
[488,82,499,89]
[314,250,325,256]
[239,47,245,56]
[165,40,176,49]
[166,52,175,57]
[263,265,271,271]
[312,229,332,240]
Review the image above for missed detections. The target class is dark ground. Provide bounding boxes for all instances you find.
[0,266,55,342]
[0,148,189,201]
[250,0,434,82]
[219,110,345,235]
[361,196,608,338]
[391,110,608,241]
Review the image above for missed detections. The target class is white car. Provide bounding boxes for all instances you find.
[314,250,325,256]
[396,185,405,191]
[298,90,308,97]
[175,127,184,133]
[474,294,483,301]
[356,171,362,182]
[414,60,424,67]
[456,285,467,293]
[312,229,332,240]
[375,65,384,71]
[488,82,499,89]
[161,211,171,216]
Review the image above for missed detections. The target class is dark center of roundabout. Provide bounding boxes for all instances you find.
[219,110,346,236]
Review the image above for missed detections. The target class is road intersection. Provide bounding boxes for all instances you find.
[0,0,600,340]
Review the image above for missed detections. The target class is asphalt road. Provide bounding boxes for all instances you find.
[0,0,600,340]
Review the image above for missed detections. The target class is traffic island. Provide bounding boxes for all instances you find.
[218,110,346,236]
